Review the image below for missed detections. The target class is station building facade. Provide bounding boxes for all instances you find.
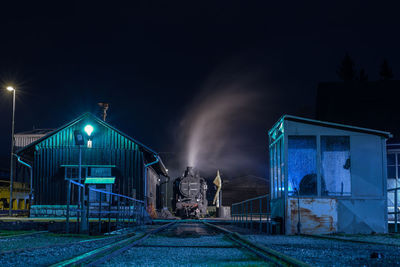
[16,113,167,216]
[269,115,391,234]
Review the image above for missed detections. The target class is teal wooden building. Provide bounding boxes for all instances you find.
[16,113,167,212]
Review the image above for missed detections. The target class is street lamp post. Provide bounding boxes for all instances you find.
[7,86,16,216]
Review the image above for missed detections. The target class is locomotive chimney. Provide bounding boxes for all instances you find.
[185,166,194,177]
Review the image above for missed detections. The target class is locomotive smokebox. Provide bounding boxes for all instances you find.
[172,166,208,218]
[184,166,195,177]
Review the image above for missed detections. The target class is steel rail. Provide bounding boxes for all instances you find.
[132,244,237,248]
[0,230,48,239]
[0,230,136,255]
[300,233,400,247]
[50,221,177,267]
[203,221,312,267]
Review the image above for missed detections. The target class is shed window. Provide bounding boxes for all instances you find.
[321,136,351,196]
[288,136,317,196]
[387,153,397,180]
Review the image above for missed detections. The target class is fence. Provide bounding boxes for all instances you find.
[66,179,145,234]
[231,194,272,233]
[388,187,400,233]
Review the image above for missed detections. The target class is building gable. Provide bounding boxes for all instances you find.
[17,113,157,160]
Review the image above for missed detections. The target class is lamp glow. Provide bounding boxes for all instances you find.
[84,125,94,136]
[6,86,15,91]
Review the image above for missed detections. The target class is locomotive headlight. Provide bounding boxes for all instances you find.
[196,199,200,202]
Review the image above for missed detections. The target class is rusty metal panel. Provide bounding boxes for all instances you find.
[288,198,337,234]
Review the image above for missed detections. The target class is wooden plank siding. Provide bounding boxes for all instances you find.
[27,115,145,205]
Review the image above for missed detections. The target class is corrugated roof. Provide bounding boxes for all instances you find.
[15,129,55,135]
[269,115,392,138]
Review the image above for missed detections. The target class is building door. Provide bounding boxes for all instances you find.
[88,184,112,203]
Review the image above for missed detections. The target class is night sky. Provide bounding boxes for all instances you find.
[1,1,399,177]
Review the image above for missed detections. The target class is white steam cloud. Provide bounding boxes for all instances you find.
[178,71,263,176]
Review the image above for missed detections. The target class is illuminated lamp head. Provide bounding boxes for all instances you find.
[84,125,94,136]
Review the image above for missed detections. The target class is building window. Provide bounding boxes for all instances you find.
[387,153,397,180]
[90,167,112,177]
[321,136,351,196]
[288,136,317,196]
[270,137,284,199]
[387,152,399,189]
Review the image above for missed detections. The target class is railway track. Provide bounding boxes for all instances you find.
[0,229,145,266]
[0,230,48,239]
[0,230,136,255]
[51,222,176,267]
[50,221,311,267]
[203,222,311,267]
[3,223,398,266]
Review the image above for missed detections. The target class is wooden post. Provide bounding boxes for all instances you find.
[99,192,102,233]
[259,197,262,233]
[250,200,253,231]
[108,194,112,233]
[117,196,120,228]
[66,179,71,233]
[395,188,398,233]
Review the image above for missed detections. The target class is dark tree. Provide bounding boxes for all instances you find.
[358,68,368,81]
[380,59,394,80]
[337,53,356,81]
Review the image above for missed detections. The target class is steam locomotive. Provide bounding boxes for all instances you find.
[172,167,208,218]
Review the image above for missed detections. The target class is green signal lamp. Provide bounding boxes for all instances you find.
[84,125,94,136]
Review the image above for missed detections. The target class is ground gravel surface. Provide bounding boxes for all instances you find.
[0,233,133,267]
[103,223,271,267]
[323,233,400,246]
[103,235,269,267]
[0,233,95,252]
[247,234,400,267]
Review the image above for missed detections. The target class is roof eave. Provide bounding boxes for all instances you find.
[268,114,392,139]
[16,112,159,157]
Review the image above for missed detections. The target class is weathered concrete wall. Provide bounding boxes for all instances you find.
[30,205,78,217]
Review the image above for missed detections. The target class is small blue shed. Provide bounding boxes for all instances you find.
[269,115,391,234]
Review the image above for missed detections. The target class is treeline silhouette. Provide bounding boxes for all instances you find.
[337,53,394,81]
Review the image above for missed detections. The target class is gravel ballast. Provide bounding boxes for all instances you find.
[104,235,269,267]
[247,234,400,266]
[3,223,398,266]
[0,233,134,267]
[104,223,270,267]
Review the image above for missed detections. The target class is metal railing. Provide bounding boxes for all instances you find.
[388,187,400,233]
[231,194,272,233]
[66,179,145,234]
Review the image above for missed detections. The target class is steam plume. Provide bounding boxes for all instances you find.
[178,71,263,176]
